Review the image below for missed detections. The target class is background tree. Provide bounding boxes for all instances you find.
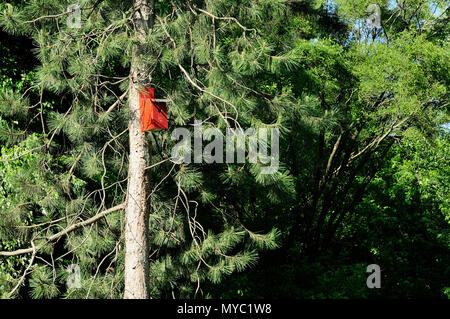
[215,0,449,299]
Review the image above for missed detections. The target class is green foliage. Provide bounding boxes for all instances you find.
[0,0,448,300]
[28,265,60,299]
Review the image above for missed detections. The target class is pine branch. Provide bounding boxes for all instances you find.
[7,241,36,298]
[0,204,125,257]
[196,8,257,33]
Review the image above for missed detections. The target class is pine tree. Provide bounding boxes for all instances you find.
[0,0,298,298]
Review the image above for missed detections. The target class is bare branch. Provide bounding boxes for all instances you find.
[0,204,125,257]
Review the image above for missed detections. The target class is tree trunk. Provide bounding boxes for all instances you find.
[124,0,154,299]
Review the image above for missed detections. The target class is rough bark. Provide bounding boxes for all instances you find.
[124,0,154,299]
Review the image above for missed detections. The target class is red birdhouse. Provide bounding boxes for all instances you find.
[139,87,168,132]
